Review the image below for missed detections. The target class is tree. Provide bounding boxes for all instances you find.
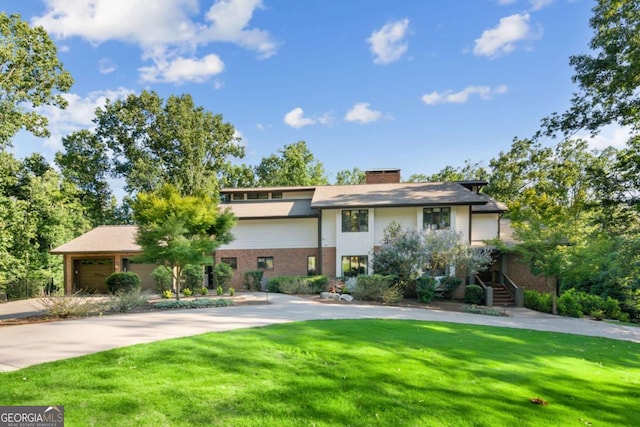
[335,167,366,185]
[219,164,257,188]
[406,160,489,183]
[256,141,328,186]
[0,13,73,148]
[131,184,235,300]
[55,130,118,226]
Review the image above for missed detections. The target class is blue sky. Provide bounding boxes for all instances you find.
[6,0,621,183]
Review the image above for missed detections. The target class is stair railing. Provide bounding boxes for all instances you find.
[503,273,523,307]
[474,273,493,307]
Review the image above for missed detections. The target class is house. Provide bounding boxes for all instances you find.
[54,168,542,301]
[215,169,509,293]
[50,225,157,294]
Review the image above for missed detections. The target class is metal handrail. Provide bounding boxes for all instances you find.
[502,273,518,298]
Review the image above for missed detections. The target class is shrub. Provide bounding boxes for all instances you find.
[463,304,501,316]
[37,293,105,318]
[590,309,605,321]
[243,270,263,291]
[151,266,173,293]
[161,290,174,299]
[199,287,208,296]
[109,289,150,313]
[464,285,485,305]
[267,276,328,294]
[306,275,329,292]
[216,286,224,296]
[153,298,233,309]
[380,285,403,304]
[558,290,583,318]
[351,275,395,302]
[182,265,203,291]
[440,276,462,299]
[6,280,44,300]
[105,272,140,294]
[183,288,193,297]
[229,287,235,296]
[416,276,437,303]
[524,290,553,313]
[213,262,233,290]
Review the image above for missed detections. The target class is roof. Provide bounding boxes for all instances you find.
[471,193,508,213]
[51,225,140,254]
[224,199,317,219]
[221,185,316,193]
[310,182,489,208]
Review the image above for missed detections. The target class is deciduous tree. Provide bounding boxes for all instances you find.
[256,141,328,186]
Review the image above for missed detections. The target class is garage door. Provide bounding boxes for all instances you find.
[75,259,113,293]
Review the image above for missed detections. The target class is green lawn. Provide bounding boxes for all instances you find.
[2,320,639,426]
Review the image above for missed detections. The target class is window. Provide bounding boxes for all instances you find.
[271,192,283,199]
[221,257,238,269]
[247,192,268,200]
[307,256,317,276]
[342,209,369,232]
[230,193,244,201]
[342,256,368,277]
[257,256,274,270]
[423,207,451,230]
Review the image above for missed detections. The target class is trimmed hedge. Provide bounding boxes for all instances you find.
[105,272,141,294]
[464,284,485,305]
[153,298,233,309]
[267,275,328,294]
[243,270,264,291]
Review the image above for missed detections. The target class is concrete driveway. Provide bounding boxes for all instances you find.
[1,293,638,372]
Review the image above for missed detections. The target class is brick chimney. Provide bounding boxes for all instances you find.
[365,169,401,184]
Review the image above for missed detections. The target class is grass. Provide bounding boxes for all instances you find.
[1,320,639,426]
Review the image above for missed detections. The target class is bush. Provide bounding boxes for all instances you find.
[216,286,224,296]
[6,279,45,300]
[558,290,583,318]
[351,275,395,302]
[199,287,208,296]
[183,288,193,297]
[463,304,501,316]
[590,309,605,321]
[440,276,462,299]
[416,276,437,303]
[243,270,263,291]
[524,290,553,313]
[182,265,203,291]
[229,287,235,296]
[213,263,233,291]
[37,293,105,318]
[153,298,233,309]
[109,289,150,313]
[380,285,403,304]
[161,290,174,299]
[464,285,485,305]
[267,276,328,294]
[105,272,140,294]
[151,266,173,293]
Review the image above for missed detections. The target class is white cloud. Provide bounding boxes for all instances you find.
[256,123,265,131]
[33,0,277,82]
[317,112,335,126]
[37,87,134,150]
[367,19,410,65]
[497,0,517,4]
[213,79,225,90]
[580,124,632,151]
[98,58,116,74]
[422,85,508,105]
[284,107,316,128]
[529,0,553,11]
[473,13,538,58]
[344,102,382,123]
[138,54,224,83]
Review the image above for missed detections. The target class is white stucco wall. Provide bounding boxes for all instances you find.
[373,207,420,244]
[471,213,500,242]
[220,218,317,250]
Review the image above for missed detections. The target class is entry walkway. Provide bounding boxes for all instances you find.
[0,293,638,372]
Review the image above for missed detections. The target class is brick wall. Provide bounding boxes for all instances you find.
[505,253,550,293]
[321,247,337,278]
[215,247,323,289]
[365,170,401,184]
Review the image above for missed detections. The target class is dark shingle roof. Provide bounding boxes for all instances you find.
[51,225,140,254]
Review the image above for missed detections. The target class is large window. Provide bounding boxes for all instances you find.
[257,256,274,270]
[423,207,451,230]
[342,209,369,232]
[342,256,368,277]
[221,257,238,270]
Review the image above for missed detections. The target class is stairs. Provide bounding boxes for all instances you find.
[489,284,515,306]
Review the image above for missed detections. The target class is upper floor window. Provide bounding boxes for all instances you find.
[342,209,369,232]
[424,207,451,230]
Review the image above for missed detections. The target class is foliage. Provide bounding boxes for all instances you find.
[105,272,141,294]
[463,305,501,316]
[153,298,233,309]
[267,276,328,295]
[4,279,47,300]
[229,287,235,296]
[108,289,150,313]
[213,262,233,290]
[151,266,173,293]
[557,290,583,318]
[463,285,485,305]
[406,160,489,183]
[182,265,203,291]
[216,286,224,296]
[161,290,174,299]
[0,12,73,147]
[132,183,235,300]
[256,141,328,186]
[182,288,193,297]
[524,290,553,314]
[416,276,436,303]
[591,309,605,321]
[243,270,264,291]
[439,276,463,299]
[36,293,105,318]
[335,167,366,184]
[200,287,208,296]
[351,275,397,302]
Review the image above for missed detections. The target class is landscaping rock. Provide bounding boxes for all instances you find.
[320,292,340,300]
[339,294,353,302]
